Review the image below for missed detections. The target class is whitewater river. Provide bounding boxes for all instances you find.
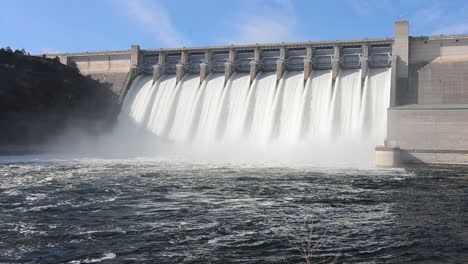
[0,157,467,263]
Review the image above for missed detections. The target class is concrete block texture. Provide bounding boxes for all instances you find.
[394,21,409,78]
[68,54,131,75]
[387,108,468,151]
[401,151,468,165]
[331,46,341,82]
[304,47,313,81]
[417,62,468,104]
[90,72,129,95]
[375,147,400,167]
[409,37,468,104]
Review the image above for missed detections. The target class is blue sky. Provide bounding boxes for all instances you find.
[1,0,468,54]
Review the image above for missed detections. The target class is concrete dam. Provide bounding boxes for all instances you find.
[46,21,468,166]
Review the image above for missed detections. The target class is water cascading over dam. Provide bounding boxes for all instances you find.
[115,66,391,164]
[44,21,468,166]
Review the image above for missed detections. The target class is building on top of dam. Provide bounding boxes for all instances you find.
[45,21,468,167]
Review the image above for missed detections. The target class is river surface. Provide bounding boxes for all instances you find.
[0,156,467,263]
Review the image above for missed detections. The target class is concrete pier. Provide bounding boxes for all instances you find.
[130,45,141,67]
[376,147,400,168]
[250,48,261,83]
[360,44,369,89]
[224,49,236,86]
[331,46,341,86]
[176,51,188,84]
[276,47,286,81]
[153,53,166,84]
[200,51,211,84]
[393,20,409,106]
[303,47,313,81]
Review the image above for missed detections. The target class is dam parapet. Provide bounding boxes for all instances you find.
[46,37,393,103]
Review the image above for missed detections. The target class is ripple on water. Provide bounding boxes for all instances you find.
[0,158,466,263]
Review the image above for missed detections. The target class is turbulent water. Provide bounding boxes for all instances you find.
[0,157,467,263]
[4,69,465,264]
[113,69,391,166]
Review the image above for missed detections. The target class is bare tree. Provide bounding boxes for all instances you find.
[273,209,341,264]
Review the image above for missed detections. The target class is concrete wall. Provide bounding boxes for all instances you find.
[393,21,410,105]
[401,151,468,165]
[406,36,468,105]
[387,107,468,151]
[383,106,468,166]
[46,51,134,96]
[70,54,131,75]
[385,22,468,166]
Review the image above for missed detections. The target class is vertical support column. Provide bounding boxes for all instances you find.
[361,44,369,90]
[389,56,398,107]
[392,20,409,106]
[176,50,188,84]
[304,46,314,81]
[224,49,236,86]
[153,52,166,84]
[130,45,141,67]
[376,21,409,166]
[250,48,261,84]
[119,47,143,104]
[331,45,341,86]
[276,47,286,82]
[200,50,212,84]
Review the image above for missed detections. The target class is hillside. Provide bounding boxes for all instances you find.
[0,48,118,153]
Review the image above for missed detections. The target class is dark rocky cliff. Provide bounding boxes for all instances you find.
[0,49,119,154]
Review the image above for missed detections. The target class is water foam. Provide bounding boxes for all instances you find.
[113,68,391,167]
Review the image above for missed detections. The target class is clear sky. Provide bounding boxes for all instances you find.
[1,0,468,54]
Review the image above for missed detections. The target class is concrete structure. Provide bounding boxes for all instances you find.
[303,47,313,81]
[250,48,261,83]
[276,47,286,81]
[331,46,341,86]
[382,21,468,166]
[361,44,369,89]
[44,20,468,166]
[224,49,236,86]
[200,51,211,83]
[47,37,392,103]
[383,105,468,165]
[45,49,136,104]
[375,147,400,168]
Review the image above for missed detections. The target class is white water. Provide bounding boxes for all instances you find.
[114,68,391,166]
[147,75,177,136]
[166,74,201,141]
[272,71,305,144]
[361,68,392,143]
[190,73,225,143]
[217,72,251,143]
[120,75,155,126]
[330,69,363,138]
[302,70,333,141]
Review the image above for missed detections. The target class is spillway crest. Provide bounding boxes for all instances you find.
[115,69,391,164]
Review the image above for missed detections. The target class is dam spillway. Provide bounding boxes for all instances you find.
[44,21,468,166]
[116,67,391,162]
